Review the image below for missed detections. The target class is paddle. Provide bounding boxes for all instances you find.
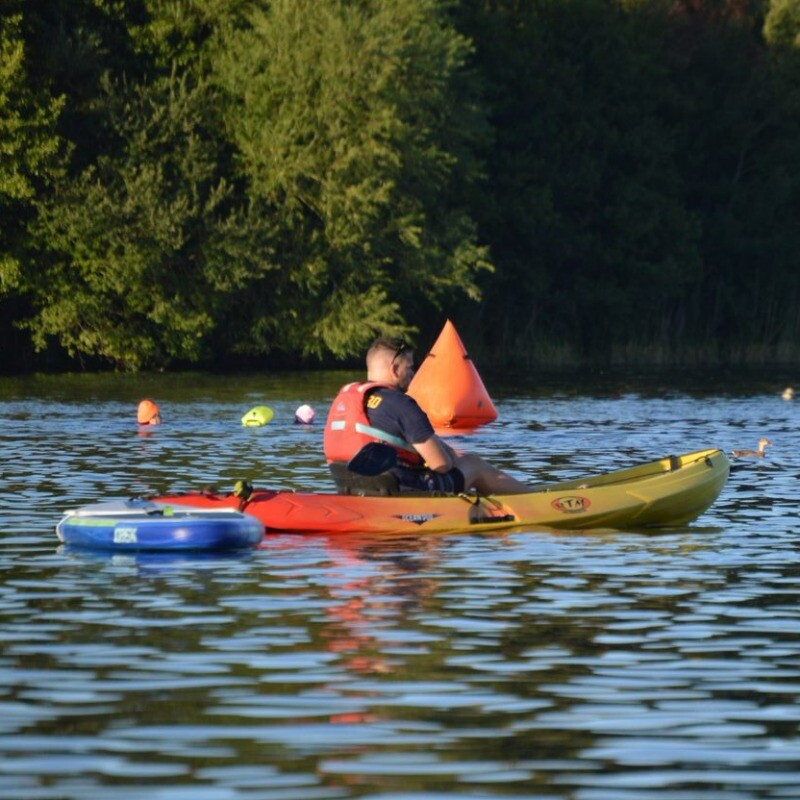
[346,442,398,476]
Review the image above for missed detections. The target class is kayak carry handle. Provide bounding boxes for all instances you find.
[470,514,516,525]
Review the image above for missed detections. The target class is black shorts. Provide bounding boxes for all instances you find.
[392,466,465,494]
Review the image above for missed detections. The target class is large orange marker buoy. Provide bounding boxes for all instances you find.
[407,319,498,429]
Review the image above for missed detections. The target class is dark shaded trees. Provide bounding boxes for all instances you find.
[456,0,800,364]
[667,0,800,358]
[2,0,800,370]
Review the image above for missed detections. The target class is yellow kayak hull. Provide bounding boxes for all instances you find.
[156,449,730,535]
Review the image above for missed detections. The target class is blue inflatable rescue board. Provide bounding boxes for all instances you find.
[56,499,263,551]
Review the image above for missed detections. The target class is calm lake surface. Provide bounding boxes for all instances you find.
[1,368,799,800]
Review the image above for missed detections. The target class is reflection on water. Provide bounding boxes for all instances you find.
[1,371,800,799]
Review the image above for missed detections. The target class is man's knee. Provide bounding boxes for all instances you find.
[452,453,486,488]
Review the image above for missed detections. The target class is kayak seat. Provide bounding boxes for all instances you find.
[329,462,400,496]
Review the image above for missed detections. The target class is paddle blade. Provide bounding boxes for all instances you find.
[347,443,398,476]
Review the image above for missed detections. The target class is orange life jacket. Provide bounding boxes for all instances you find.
[323,382,422,466]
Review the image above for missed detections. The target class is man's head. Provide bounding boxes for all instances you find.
[366,336,415,392]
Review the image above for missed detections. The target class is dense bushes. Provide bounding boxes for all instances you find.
[1,0,799,370]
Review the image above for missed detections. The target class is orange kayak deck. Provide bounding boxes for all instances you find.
[152,449,729,535]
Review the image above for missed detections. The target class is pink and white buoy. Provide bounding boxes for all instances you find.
[294,404,315,424]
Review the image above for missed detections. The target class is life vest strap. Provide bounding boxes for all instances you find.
[354,422,416,454]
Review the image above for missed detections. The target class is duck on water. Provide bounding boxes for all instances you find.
[731,437,772,458]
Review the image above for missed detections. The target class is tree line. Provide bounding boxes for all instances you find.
[1,0,799,371]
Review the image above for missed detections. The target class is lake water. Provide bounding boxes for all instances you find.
[1,369,799,800]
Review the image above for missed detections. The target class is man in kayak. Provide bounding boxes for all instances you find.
[324,336,530,494]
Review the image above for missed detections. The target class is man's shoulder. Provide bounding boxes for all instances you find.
[371,387,420,408]
[368,388,426,419]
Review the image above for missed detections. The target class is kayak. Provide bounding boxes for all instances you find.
[56,499,264,551]
[153,449,729,535]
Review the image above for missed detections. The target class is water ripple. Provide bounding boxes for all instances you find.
[2,373,800,798]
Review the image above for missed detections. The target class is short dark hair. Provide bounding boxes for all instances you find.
[367,336,412,363]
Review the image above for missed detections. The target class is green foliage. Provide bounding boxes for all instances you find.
[0,11,64,293]
[130,0,252,69]
[764,0,800,47]
[28,68,273,368]
[211,0,491,359]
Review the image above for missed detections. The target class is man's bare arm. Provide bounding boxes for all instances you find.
[413,435,454,472]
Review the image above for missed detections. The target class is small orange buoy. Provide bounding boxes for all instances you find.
[407,320,498,429]
[137,399,161,425]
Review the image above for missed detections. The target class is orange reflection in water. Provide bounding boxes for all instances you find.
[315,533,442,678]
